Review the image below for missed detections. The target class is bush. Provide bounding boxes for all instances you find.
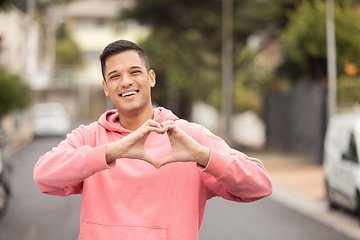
[338,75,360,106]
[0,67,31,119]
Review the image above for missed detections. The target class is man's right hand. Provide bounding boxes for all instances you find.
[105,119,165,168]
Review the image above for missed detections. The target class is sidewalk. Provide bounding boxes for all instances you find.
[250,151,360,240]
[250,151,325,200]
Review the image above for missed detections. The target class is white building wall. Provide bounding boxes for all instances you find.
[61,0,149,86]
[0,6,42,87]
[0,8,28,75]
[0,6,43,154]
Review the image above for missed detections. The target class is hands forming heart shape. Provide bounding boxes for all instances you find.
[105,120,210,169]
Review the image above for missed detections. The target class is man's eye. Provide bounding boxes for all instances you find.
[131,70,141,75]
[110,75,120,79]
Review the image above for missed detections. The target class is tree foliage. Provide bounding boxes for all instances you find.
[338,76,360,106]
[55,23,83,67]
[0,67,31,119]
[281,0,360,80]
[120,0,299,117]
[0,0,12,10]
[121,0,221,117]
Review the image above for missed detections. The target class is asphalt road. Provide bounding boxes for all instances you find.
[199,197,354,240]
[0,137,356,240]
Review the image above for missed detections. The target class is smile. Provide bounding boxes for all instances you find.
[120,91,139,97]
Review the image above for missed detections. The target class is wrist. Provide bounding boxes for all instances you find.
[105,142,118,163]
[197,146,210,168]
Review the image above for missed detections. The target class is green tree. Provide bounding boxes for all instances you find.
[0,0,12,10]
[121,0,221,117]
[337,76,360,106]
[281,0,360,80]
[55,23,83,67]
[0,67,31,119]
[281,0,360,107]
[120,0,300,118]
[0,0,31,120]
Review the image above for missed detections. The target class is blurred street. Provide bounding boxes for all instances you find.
[201,151,360,240]
[1,0,360,239]
[0,137,358,240]
[0,137,81,240]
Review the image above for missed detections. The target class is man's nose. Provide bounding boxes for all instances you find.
[121,74,134,87]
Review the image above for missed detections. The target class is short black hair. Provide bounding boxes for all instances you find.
[99,39,150,80]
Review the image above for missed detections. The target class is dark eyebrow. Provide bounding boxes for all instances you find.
[130,66,142,70]
[107,66,142,77]
[107,70,118,77]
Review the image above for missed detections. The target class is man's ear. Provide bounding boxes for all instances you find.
[102,80,109,96]
[149,70,156,88]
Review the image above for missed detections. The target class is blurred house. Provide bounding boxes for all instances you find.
[64,0,147,86]
[0,5,42,154]
[0,0,149,152]
[0,5,41,85]
[39,0,149,121]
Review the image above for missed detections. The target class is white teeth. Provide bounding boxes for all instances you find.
[121,91,137,97]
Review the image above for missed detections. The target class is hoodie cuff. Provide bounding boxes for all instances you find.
[200,149,228,179]
[85,145,115,173]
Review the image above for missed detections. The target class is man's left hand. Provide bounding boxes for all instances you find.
[157,121,210,168]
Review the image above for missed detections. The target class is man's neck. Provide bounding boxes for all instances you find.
[117,107,154,131]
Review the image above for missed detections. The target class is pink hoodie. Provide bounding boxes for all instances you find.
[33,107,272,240]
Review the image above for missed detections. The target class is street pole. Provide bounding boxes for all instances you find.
[221,0,233,145]
[326,0,337,119]
[25,0,37,85]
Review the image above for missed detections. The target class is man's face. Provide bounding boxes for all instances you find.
[102,50,156,116]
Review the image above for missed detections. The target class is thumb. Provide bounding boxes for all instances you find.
[157,155,175,168]
[141,153,159,168]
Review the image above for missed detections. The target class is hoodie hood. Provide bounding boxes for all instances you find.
[98,107,179,134]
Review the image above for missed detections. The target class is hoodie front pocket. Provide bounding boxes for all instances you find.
[79,221,167,240]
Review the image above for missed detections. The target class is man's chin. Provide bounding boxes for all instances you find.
[116,104,150,116]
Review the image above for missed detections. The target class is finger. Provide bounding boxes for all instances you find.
[148,126,167,134]
[147,120,171,134]
[157,156,174,168]
[139,119,162,131]
[161,122,176,135]
[146,119,162,128]
[137,121,165,135]
[160,120,175,128]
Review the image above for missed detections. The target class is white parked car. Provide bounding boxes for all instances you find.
[323,112,360,215]
[32,103,71,137]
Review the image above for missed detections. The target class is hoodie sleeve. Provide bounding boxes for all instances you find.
[192,124,272,202]
[33,125,114,196]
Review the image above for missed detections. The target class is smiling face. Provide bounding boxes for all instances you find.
[102,50,156,119]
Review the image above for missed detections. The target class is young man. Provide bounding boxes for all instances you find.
[33,40,272,240]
